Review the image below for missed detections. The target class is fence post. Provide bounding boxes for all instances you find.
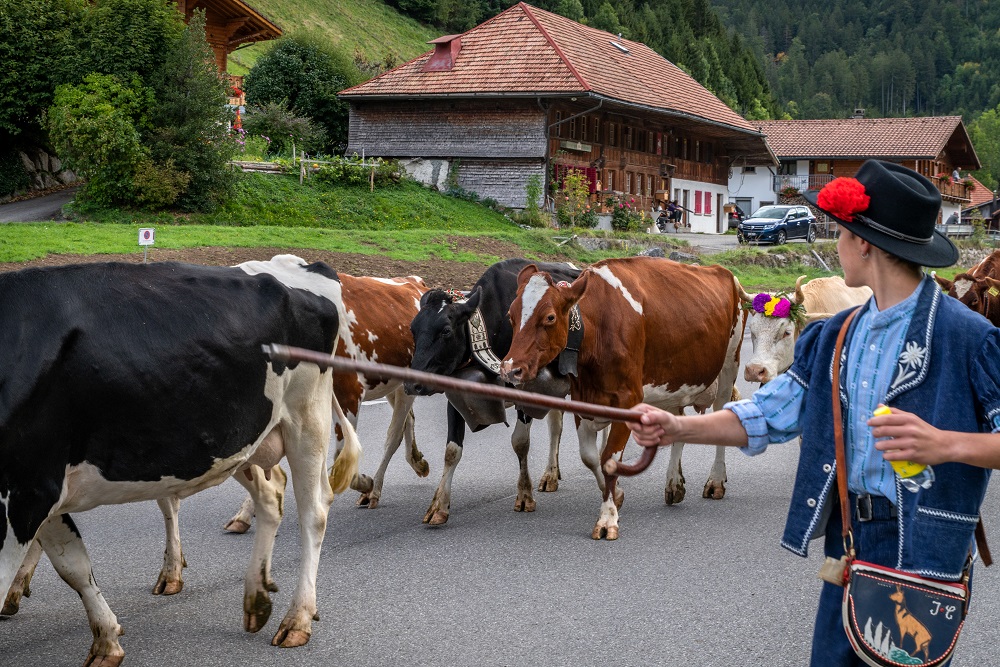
[300,154,305,185]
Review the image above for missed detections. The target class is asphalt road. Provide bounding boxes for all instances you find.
[0,187,78,223]
[2,340,998,667]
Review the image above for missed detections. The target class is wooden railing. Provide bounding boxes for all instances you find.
[929,175,971,202]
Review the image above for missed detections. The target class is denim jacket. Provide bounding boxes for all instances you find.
[781,277,1000,580]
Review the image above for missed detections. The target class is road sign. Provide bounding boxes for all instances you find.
[139,228,155,246]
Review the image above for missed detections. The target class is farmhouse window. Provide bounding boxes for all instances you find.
[625,127,633,150]
[704,191,712,214]
[581,118,588,142]
[594,119,600,144]
[555,111,563,138]
[681,137,688,160]
[608,123,616,147]
[694,190,702,214]
[656,132,662,155]
[569,117,577,140]
[606,170,614,191]
[625,172,632,194]
[647,175,653,196]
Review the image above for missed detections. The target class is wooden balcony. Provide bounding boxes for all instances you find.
[929,175,972,203]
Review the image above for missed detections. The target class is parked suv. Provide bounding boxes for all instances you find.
[737,205,817,245]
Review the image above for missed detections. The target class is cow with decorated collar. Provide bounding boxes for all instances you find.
[500,256,745,540]
[740,275,872,385]
[933,250,1000,326]
[405,258,582,526]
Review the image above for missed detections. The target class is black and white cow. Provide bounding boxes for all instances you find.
[405,258,581,525]
[0,256,361,665]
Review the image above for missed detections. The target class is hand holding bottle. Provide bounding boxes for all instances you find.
[872,405,934,492]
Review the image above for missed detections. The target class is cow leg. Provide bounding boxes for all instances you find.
[511,411,536,512]
[225,465,286,534]
[153,496,185,595]
[36,514,124,667]
[271,390,342,649]
[237,464,287,634]
[537,409,563,492]
[424,402,465,526]
[702,446,728,500]
[593,423,632,541]
[662,408,688,505]
[577,420,615,498]
[2,538,43,616]
[358,387,427,509]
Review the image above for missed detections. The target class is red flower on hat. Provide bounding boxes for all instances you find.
[817,177,870,222]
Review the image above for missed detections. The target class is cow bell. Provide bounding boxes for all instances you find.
[517,366,571,419]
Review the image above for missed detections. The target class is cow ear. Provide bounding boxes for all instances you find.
[516,264,539,289]
[560,269,591,307]
[932,271,954,294]
[454,286,482,319]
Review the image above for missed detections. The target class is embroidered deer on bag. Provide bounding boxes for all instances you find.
[890,585,932,663]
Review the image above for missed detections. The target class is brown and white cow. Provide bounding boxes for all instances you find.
[3,272,430,613]
[741,275,872,384]
[934,250,1000,326]
[499,256,745,540]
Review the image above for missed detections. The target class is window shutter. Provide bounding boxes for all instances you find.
[694,190,703,214]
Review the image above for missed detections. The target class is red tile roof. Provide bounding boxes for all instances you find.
[340,2,757,135]
[966,175,996,208]
[753,117,966,159]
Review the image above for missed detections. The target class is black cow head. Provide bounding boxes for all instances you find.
[406,287,482,395]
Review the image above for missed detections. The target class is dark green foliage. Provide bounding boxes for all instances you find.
[148,11,237,211]
[47,73,153,206]
[312,156,402,187]
[244,35,364,154]
[0,150,31,198]
[241,102,328,157]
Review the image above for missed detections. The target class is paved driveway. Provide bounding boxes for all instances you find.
[0,187,78,223]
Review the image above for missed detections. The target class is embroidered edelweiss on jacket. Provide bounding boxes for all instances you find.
[891,341,927,389]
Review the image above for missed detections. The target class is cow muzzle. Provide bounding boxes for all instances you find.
[499,359,533,386]
[744,363,773,384]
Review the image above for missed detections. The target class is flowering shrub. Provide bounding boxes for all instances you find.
[555,170,597,228]
[780,185,801,197]
[609,195,645,232]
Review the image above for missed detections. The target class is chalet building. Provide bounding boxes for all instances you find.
[729,115,981,228]
[962,175,999,231]
[175,0,281,74]
[339,2,774,233]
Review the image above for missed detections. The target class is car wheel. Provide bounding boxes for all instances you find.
[807,225,816,244]
[776,230,786,245]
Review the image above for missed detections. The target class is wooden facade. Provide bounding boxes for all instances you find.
[348,97,758,214]
[175,0,281,73]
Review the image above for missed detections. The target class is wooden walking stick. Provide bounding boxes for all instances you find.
[262,344,660,477]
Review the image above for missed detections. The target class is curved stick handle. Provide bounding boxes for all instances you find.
[603,445,658,477]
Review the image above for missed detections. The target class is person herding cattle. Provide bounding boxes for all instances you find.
[627,161,1000,666]
[0,256,362,665]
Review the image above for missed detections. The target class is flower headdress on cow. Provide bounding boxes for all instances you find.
[803,160,958,268]
[742,291,807,329]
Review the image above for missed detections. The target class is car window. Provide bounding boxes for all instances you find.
[750,206,790,219]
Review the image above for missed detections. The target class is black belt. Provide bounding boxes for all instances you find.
[851,493,897,522]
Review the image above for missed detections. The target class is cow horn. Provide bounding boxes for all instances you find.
[734,276,753,305]
[794,275,807,305]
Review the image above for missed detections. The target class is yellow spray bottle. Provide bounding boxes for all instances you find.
[874,405,934,492]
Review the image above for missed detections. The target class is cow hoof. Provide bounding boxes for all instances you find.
[591,524,619,540]
[1,592,22,616]
[537,471,559,492]
[272,627,311,648]
[514,496,536,512]
[83,652,125,667]
[368,496,380,509]
[356,493,371,507]
[225,518,251,534]
[152,575,183,596]
[412,458,430,478]
[702,481,726,500]
[665,485,686,505]
[424,510,449,526]
[243,592,273,633]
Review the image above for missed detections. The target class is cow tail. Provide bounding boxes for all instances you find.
[328,393,362,495]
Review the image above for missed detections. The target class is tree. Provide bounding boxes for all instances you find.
[968,105,1000,190]
[590,2,623,36]
[244,34,364,154]
[148,11,236,211]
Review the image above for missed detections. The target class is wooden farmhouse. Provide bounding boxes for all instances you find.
[175,0,281,74]
[339,2,775,233]
[729,115,981,229]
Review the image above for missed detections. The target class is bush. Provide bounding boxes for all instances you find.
[47,73,152,206]
[0,150,31,198]
[241,101,326,157]
[312,155,402,187]
[609,196,645,232]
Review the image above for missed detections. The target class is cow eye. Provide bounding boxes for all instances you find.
[442,326,453,337]
[546,313,556,324]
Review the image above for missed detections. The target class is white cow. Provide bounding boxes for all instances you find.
[740,275,872,384]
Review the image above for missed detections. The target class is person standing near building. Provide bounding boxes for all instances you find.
[627,160,1000,666]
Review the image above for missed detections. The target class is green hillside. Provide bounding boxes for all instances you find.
[228,0,438,75]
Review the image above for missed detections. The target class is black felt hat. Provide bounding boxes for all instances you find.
[804,160,958,268]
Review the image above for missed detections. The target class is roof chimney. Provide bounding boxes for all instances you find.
[422,35,462,72]
[852,108,866,119]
